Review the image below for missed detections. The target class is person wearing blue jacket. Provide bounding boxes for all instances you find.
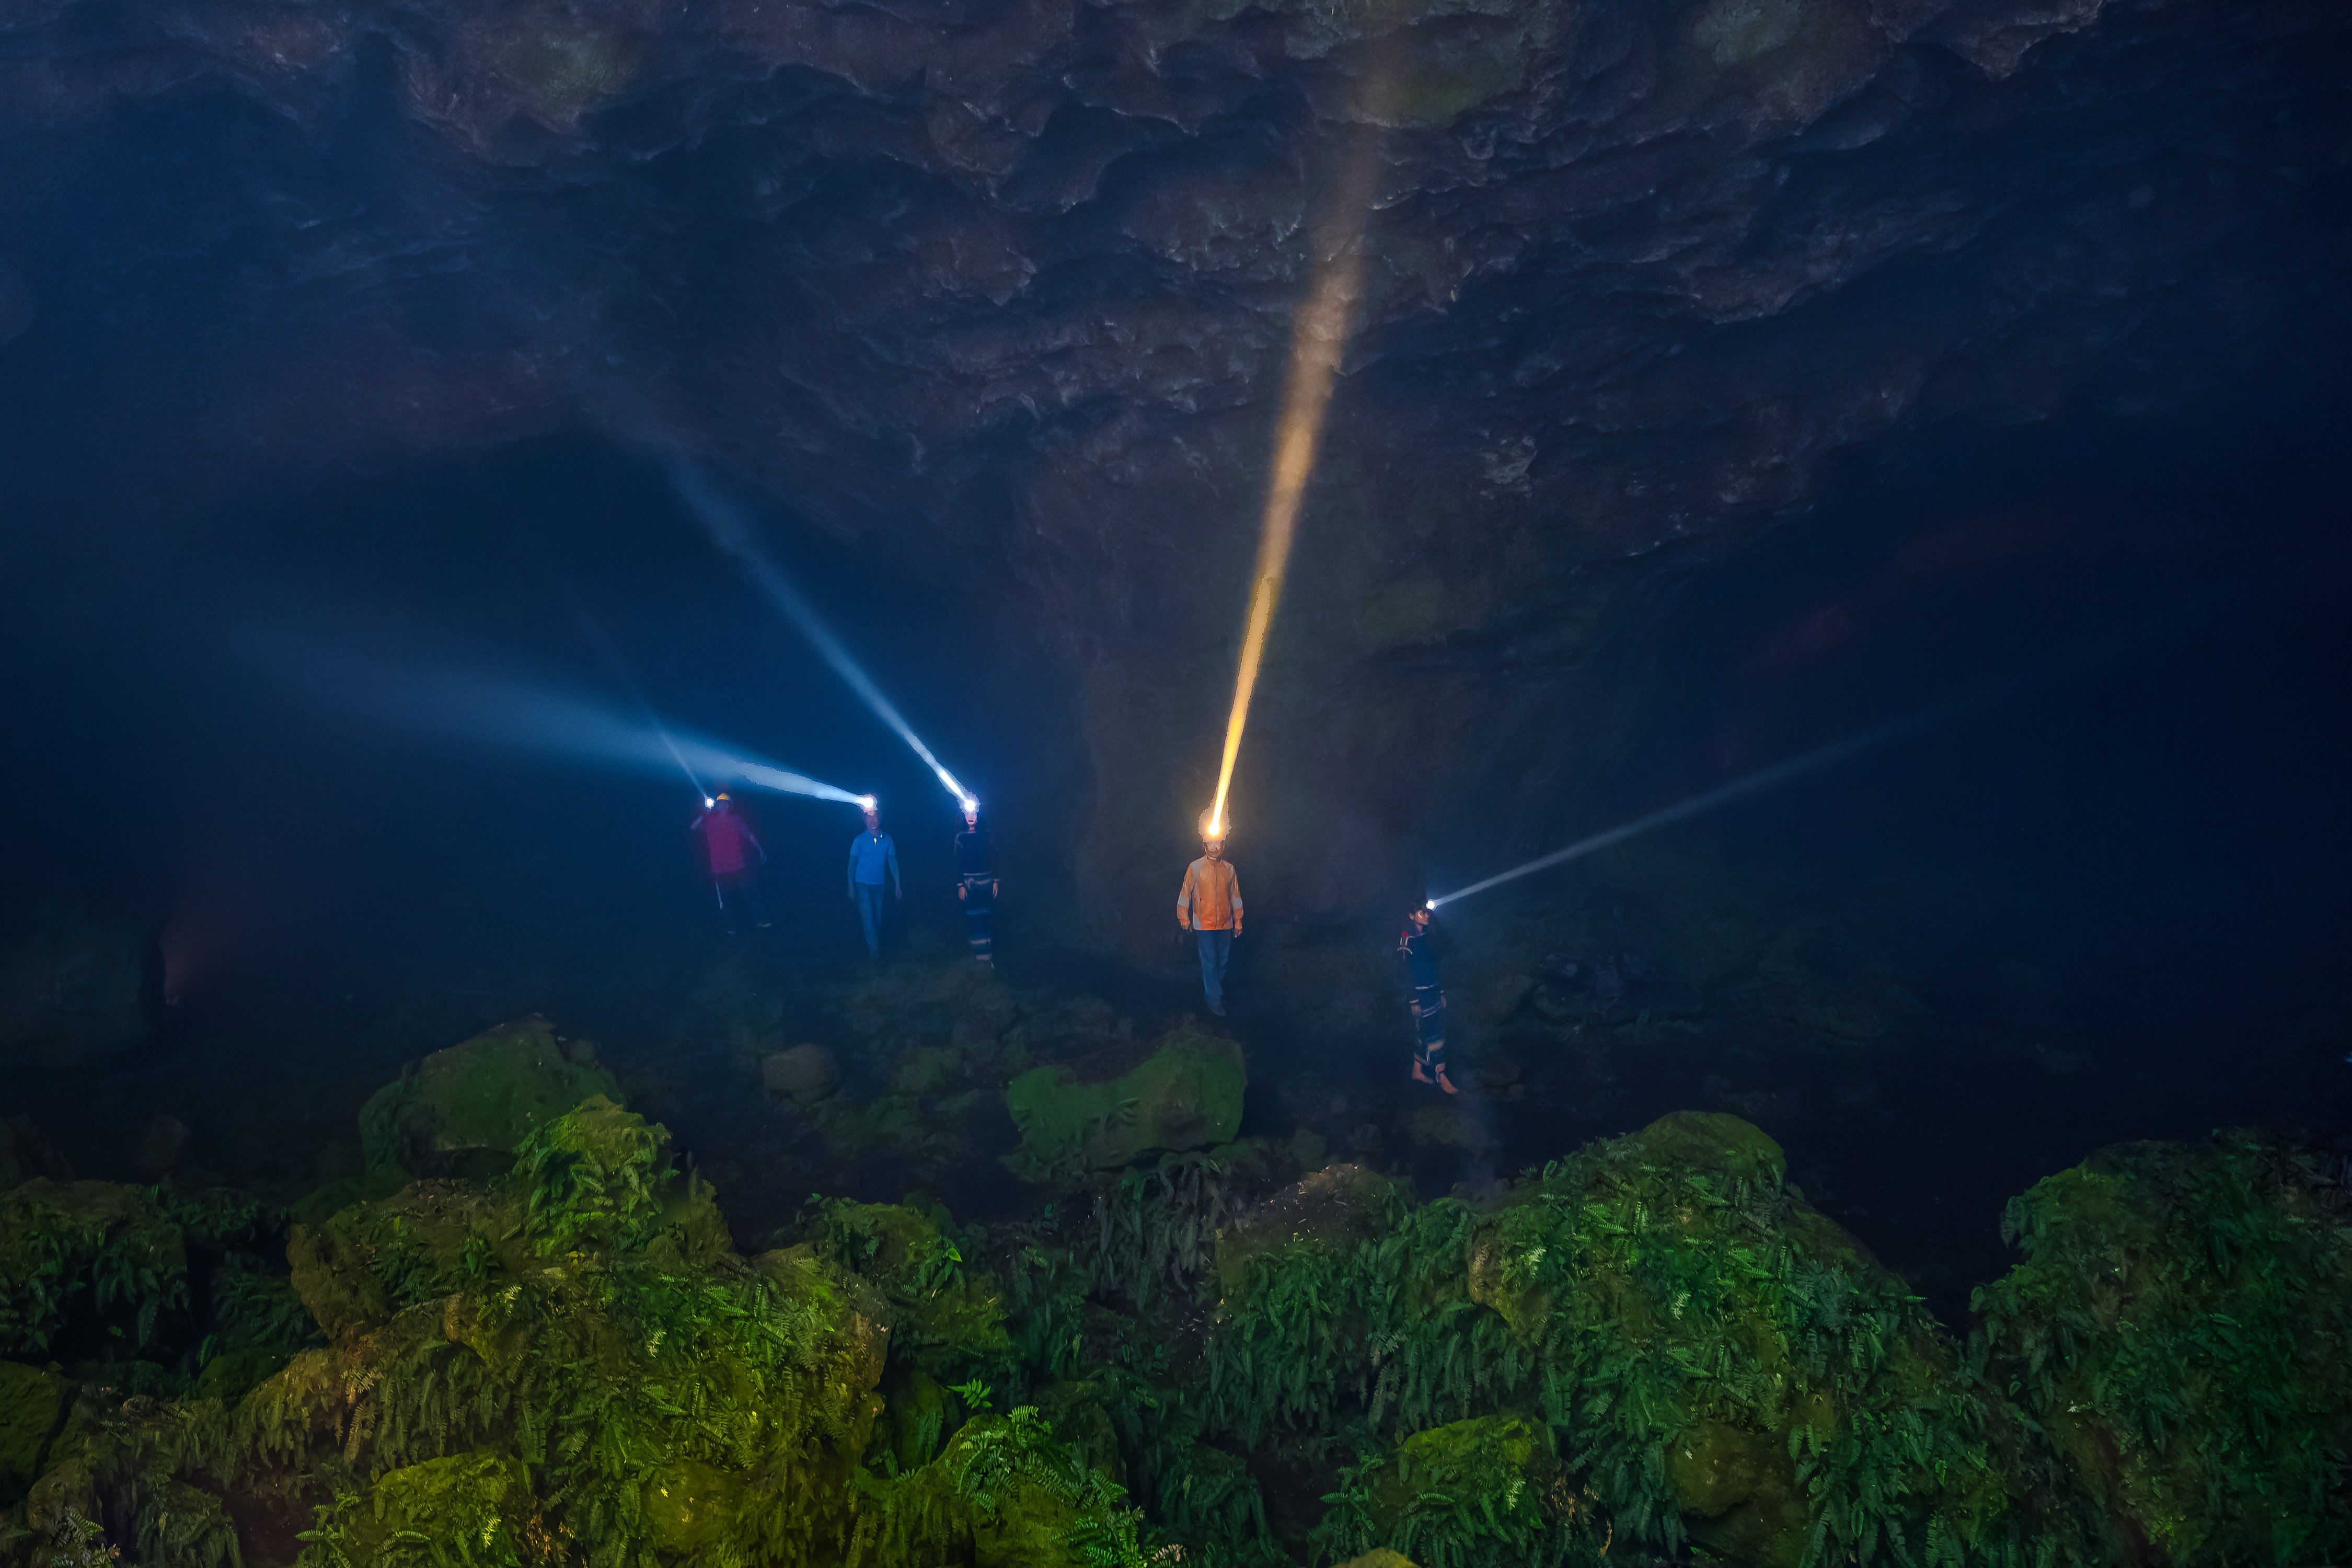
[847,807,903,958]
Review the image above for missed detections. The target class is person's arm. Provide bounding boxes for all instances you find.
[1176,865,1194,929]
[889,837,902,897]
[747,828,767,864]
[848,839,859,900]
[1228,864,1243,935]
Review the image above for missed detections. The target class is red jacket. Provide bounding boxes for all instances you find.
[694,805,762,875]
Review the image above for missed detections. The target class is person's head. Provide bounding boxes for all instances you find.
[1409,904,1432,930]
[714,790,733,810]
[1202,837,1224,861]
[964,806,979,829]
[864,808,881,833]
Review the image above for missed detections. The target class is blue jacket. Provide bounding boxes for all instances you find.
[1398,923,1442,989]
[848,831,901,894]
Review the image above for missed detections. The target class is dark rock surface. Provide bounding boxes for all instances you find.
[3,0,2347,953]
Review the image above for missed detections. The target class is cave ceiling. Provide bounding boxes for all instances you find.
[3,0,2347,936]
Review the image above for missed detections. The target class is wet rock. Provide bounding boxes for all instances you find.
[1004,1025,1244,1173]
[356,1014,619,1179]
[761,1043,840,1105]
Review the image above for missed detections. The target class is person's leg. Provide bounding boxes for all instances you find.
[743,873,771,930]
[1195,929,1222,1010]
[1416,985,1455,1092]
[857,883,883,955]
[714,879,736,936]
[965,879,994,964]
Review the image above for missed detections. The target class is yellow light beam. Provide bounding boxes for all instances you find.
[1205,105,1391,840]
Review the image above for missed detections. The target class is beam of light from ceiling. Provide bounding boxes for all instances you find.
[675,466,977,813]
[238,628,867,805]
[1425,714,1935,908]
[1203,67,1399,842]
[557,582,709,801]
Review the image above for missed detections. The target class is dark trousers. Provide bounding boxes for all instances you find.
[1411,983,1448,1076]
[713,870,767,932]
[1195,927,1232,1007]
[855,883,887,955]
[961,875,995,963]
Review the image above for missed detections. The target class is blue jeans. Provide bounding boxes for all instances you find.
[1195,928,1232,1007]
[855,883,887,955]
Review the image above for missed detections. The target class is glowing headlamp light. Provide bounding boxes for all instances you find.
[860,794,879,811]
[704,796,717,809]
[961,796,979,815]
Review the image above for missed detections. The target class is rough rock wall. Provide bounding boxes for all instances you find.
[2,0,2346,953]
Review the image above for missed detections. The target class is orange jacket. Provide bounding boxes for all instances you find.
[1177,857,1243,931]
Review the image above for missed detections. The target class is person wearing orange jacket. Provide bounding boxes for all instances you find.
[1175,831,1243,1016]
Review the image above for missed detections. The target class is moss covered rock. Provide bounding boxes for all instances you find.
[1005,1027,1244,1173]
[356,1015,617,1178]
[818,1200,1014,1375]
[0,1359,67,1500]
[1213,1161,1398,1298]
[243,1097,894,1568]
[308,1450,533,1566]
[1323,1413,1564,1566]
[1974,1133,2352,1565]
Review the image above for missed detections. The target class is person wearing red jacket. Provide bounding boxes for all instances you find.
[691,790,770,933]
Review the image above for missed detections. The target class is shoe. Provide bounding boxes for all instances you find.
[756,920,772,929]
[1411,1062,1431,1085]
[1434,1068,1459,1096]
[1208,999,1226,1017]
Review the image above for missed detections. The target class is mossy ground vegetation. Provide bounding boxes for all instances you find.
[4,1011,2346,1568]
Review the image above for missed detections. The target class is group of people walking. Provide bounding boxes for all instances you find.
[695,797,1450,1092]
[690,794,997,966]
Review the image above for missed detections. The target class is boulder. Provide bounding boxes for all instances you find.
[1338,1415,1561,1565]
[814,1201,1013,1375]
[1214,1162,1399,1297]
[1974,1134,2352,1565]
[356,1015,618,1178]
[762,1044,840,1104]
[1004,1026,1244,1173]
[0,1359,67,1501]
